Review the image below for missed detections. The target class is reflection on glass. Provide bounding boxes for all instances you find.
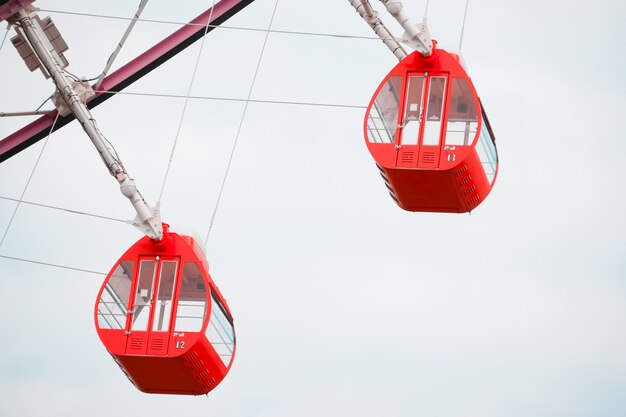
[477,109,498,184]
[174,263,207,332]
[400,76,425,145]
[367,76,402,143]
[131,260,156,331]
[98,260,134,329]
[445,78,478,145]
[422,76,446,146]
[152,261,178,332]
[206,290,235,367]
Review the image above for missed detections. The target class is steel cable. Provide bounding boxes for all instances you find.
[204,0,281,246]
[0,113,60,249]
[158,0,217,202]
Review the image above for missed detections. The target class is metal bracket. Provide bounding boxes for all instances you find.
[51,80,95,117]
[380,0,433,56]
[9,9,69,78]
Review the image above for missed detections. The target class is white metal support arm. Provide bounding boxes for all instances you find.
[348,0,433,60]
[379,0,432,57]
[10,8,163,240]
[348,0,408,60]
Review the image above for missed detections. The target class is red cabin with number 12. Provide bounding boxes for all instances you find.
[94,225,236,395]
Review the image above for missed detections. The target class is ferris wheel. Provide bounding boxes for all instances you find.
[0,0,498,395]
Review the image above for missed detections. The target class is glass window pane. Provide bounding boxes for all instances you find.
[206,290,235,367]
[422,76,446,146]
[174,263,207,332]
[152,261,178,332]
[477,109,498,184]
[367,76,402,143]
[400,76,425,145]
[131,260,156,331]
[445,78,478,145]
[446,121,478,146]
[97,260,134,330]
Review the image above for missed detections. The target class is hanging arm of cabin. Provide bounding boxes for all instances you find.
[7,6,163,240]
[348,0,433,60]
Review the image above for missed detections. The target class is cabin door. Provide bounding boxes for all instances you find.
[396,73,425,168]
[397,72,448,169]
[418,73,447,169]
[126,256,180,355]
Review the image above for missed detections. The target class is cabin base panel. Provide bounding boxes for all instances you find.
[109,337,226,395]
[378,151,490,213]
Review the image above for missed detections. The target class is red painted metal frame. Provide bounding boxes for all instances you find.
[0,0,35,22]
[95,225,236,395]
[0,0,255,162]
[365,46,498,213]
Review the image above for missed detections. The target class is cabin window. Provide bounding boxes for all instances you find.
[445,78,478,146]
[400,75,425,145]
[174,262,208,332]
[422,76,446,146]
[367,76,402,144]
[152,260,178,332]
[206,290,235,367]
[131,260,157,331]
[98,260,134,329]
[476,108,498,184]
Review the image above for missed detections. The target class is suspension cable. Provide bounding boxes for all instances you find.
[458,0,470,50]
[92,89,366,109]
[204,0,280,245]
[0,113,60,249]
[94,0,149,91]
[38,8,390,42]
[158,0,217,202]
[0,25,9,53]
[0,195,126,223]
[0,254,105,275]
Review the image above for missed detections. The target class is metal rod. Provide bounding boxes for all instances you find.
[0,110,53,117]
[348,0,407,60]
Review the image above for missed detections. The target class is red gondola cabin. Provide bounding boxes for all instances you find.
[365,45,498,212]
[94,225,235,395]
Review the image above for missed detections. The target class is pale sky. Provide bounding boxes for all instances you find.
[1,1,625,416]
